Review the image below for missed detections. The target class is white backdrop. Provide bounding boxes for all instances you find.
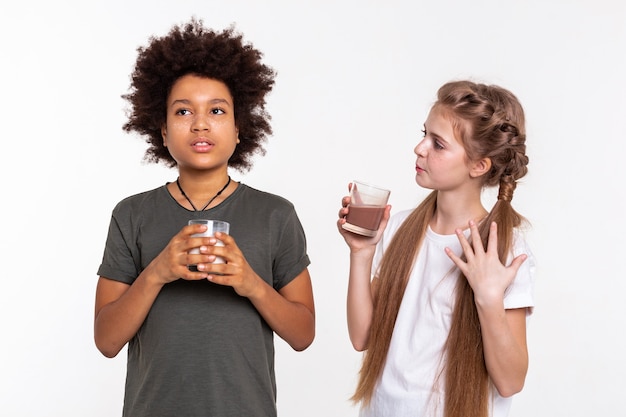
[1,1,625,416]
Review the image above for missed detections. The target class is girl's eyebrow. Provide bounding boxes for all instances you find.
[169,98,232,107]
[424,123,444,141]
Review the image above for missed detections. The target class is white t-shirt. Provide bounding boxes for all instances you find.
[360,209,535,417]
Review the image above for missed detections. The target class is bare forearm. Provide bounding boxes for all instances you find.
[347,250,375,351]
[248,280,315,351]
[478,305,528,397]
[94,272,164,358]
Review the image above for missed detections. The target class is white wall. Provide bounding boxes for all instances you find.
[1,0,624,415]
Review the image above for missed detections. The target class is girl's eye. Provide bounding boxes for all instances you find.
[434,140,444,150]
[420,129,427,138]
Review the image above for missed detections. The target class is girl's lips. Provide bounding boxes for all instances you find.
[192,140,214,152]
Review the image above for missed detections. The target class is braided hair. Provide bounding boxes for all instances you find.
[437,81,528,417]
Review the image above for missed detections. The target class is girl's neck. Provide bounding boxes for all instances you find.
[430,190,487,235]
[169,170,235,211]
[176,171,231,197]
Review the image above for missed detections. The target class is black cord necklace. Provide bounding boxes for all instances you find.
[176,176,231,211]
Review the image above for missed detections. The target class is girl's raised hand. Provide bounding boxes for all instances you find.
[445,221,527,307]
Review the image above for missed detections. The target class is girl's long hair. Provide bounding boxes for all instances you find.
[352,80,529,417]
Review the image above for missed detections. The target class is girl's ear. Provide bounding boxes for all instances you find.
[470,157,491,178]
[161,124,168,147]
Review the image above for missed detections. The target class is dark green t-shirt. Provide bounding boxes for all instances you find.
[98,183,310,417]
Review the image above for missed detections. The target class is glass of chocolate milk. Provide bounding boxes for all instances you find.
[342,180,390,237]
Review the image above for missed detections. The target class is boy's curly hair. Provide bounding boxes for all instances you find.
[122,17,276,171]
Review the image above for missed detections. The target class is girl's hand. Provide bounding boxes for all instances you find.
[193,232,265,298]
[445,221,527,307]
[336,184,391,253]
[144,223,216,285]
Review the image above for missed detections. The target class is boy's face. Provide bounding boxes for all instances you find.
[161,74,239,171]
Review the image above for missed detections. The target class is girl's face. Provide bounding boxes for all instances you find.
[414,107,481,192]
[161,74,239,172]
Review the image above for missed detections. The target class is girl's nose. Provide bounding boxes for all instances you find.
[191,116,210,132]
[414,139,426,156]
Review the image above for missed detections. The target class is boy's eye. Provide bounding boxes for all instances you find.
[175,108,192,116]
[211,108,225,115]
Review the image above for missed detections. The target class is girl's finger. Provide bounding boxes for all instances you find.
[454,228,475,261]
[486,221,499,255]
[445,246,468,276]
[468,220,485,254]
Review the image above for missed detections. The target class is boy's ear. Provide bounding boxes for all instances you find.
[470,157,491,178]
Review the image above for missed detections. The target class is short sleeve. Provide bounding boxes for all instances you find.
[503,231,536,313]
[271,207,310,290]
[96,204,140,285]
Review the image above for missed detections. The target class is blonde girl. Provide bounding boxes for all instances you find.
[337,80,535,417]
